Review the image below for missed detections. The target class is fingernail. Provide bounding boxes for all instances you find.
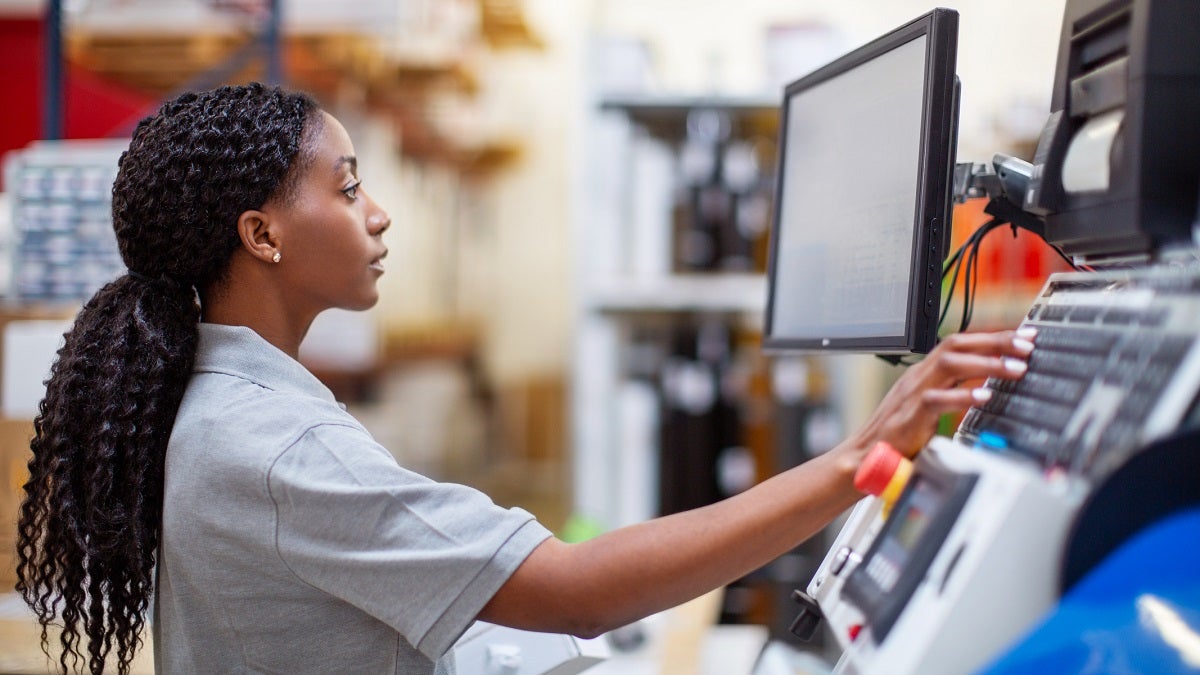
[1017,326,1038,339]
[1013,337,1035,354]
[1003,357,1028,374]
[972,387,993,403]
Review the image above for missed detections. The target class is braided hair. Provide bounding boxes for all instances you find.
[15,83,321,674]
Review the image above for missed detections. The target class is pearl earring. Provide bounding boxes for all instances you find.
[272,251,281,263]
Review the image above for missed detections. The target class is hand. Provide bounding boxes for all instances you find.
[850,329,1036,458]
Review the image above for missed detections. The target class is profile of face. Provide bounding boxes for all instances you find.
[256,111,391,316]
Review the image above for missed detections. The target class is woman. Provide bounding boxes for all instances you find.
[16,83,1033,674]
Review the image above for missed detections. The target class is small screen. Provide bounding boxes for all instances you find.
[764,10,958,354]
[877,478,944,582]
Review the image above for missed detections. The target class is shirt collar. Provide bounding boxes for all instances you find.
[194,323,337,404]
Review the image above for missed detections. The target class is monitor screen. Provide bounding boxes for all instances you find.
[764,9,959,354]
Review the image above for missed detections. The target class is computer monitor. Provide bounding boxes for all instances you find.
[764,8,959,354]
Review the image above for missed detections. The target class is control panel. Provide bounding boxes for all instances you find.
[804,266,1200,674]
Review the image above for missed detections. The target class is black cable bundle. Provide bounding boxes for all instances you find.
[938,198,1083,334]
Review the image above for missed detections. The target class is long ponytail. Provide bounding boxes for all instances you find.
[18,275,197,673]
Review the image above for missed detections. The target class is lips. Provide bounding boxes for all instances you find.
[369,249,387,273]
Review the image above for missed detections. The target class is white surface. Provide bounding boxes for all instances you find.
[2,319,70,418]
[614,379,659,527]
[453,622,609,675]
[627,135,675,280]
[754,641,835,675]
[589,624,770,675]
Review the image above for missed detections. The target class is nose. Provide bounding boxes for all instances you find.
[363,189,391,235]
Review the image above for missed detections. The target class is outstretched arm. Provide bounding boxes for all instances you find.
[478,330,1034,638]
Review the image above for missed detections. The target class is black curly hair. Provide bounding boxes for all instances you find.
[15,83,321,674]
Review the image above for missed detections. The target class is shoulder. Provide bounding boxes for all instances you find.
[171,369,378,472]
[269,417,401,488]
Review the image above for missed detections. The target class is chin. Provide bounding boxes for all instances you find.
[346,296,379,312]
[335,281,381,312]
[360,291,382,310]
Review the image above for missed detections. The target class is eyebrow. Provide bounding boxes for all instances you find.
[334,155,358,174]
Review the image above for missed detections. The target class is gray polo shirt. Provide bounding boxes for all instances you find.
[154,323,551,673]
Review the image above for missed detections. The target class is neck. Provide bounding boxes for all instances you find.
[200,254,317,360]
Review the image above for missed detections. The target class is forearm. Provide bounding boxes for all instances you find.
[575,445,863,626]
[480,437,869,637]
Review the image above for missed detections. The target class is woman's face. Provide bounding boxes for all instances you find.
[264,111,390,317]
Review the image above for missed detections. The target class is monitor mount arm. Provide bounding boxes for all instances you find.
[952,154,1047,239]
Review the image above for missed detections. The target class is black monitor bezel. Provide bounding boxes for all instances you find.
[763,8,959,355]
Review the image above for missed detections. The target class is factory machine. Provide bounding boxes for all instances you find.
[763,1,1200,672]
[801,266,1200,673]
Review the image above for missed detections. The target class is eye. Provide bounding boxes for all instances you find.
[341,179,362,201]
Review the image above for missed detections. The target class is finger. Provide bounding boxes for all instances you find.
[926,351,1029,386]
[936,328,1038,359]
[920,386,994,415]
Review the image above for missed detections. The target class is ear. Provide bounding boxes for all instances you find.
[236,209,281,264]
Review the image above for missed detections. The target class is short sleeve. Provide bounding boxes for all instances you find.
[266,423,553,660]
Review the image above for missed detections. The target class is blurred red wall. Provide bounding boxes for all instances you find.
[0,16,156,188]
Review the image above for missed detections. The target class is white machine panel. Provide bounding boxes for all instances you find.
[811,438,1082,674]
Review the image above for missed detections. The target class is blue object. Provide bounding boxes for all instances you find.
[982,507,1200,674]
[977,431,1009,450]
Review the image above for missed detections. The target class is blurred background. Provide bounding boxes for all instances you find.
[0,0,1069,670]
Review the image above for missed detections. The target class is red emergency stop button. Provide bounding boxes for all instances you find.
[853,441,913,514]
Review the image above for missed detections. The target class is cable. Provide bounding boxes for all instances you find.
[939,216,1003,332]
[963,221,991,331]
[937,198,1094,335]
[960,218,1003,332]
